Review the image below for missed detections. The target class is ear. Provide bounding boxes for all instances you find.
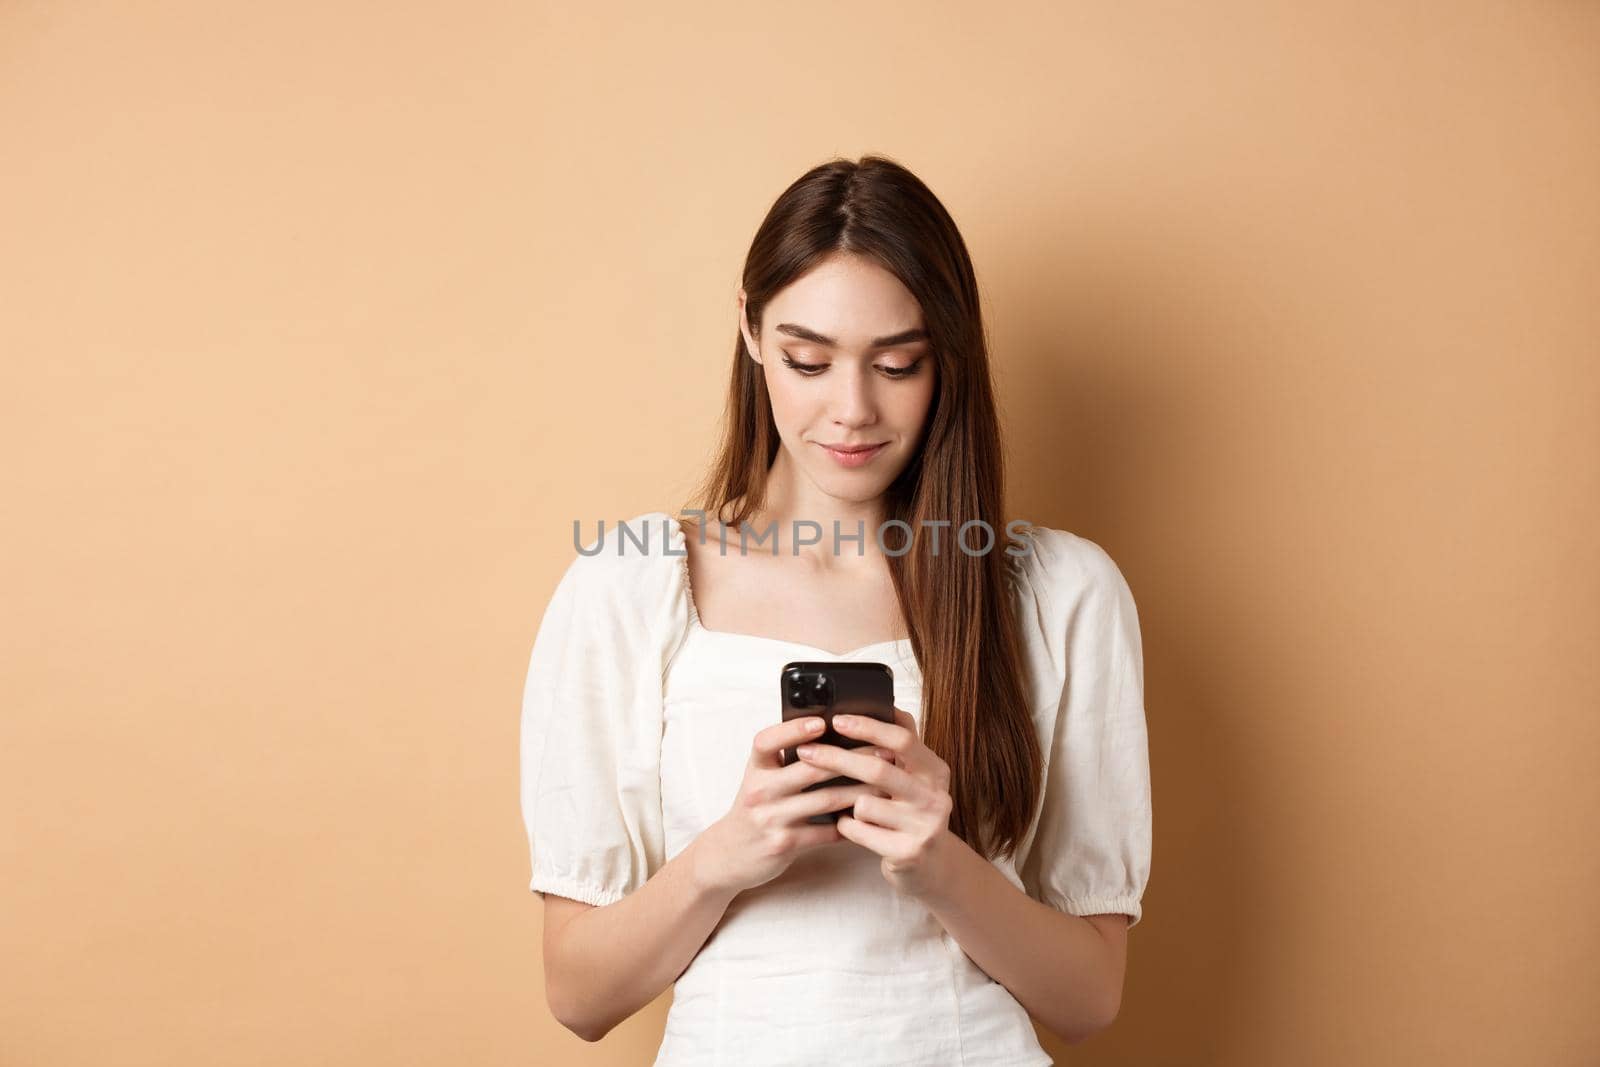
[737,290,761,364]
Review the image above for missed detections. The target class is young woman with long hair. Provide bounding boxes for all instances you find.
[521,155,1151,1064]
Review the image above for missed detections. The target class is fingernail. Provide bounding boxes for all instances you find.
[834,715,854,727]
[797,744,816,757]
[806,718,824,731]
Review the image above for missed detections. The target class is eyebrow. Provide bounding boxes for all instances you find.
[773,322,930,349]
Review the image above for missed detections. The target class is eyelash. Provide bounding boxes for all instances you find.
[780,353,924,379]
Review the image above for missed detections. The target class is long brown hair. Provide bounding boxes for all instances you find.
[681,154,1041,862]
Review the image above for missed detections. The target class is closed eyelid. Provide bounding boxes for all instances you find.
[782,352,923,376]
[783,349,923,366]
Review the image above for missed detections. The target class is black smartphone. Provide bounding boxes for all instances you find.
[779,660,897,824]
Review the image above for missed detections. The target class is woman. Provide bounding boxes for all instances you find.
[520,155,1151,1064]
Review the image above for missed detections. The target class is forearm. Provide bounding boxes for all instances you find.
[916,831,1119,1044]
[544,833,738,1042]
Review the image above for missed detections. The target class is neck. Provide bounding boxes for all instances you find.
[743,449,891,566]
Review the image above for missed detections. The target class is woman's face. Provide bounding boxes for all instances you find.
[739,252,938,506]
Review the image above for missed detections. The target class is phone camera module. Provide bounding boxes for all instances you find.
[809,673,833,706]
[787,671,834,708]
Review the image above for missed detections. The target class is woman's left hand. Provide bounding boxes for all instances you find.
[796,707,956,897]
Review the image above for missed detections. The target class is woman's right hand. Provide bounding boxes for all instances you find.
[694,715,889,896]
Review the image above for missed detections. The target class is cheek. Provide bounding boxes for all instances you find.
[892,378,936,428]
[762,368,806,430]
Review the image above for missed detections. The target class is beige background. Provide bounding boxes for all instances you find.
[3,2,1597,1065]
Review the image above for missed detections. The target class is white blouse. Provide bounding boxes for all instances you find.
[520,510,1152,1066]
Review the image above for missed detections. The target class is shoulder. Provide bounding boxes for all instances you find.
[1010,523,1136,621]
[1007,524,1146,724]
[551,510,690,630]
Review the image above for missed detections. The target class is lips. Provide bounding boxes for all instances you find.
[817,441,889,467]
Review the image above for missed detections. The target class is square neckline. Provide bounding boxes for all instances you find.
[686,610,910,660]
[671,515,913,659]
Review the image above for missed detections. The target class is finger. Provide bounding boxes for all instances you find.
[832,716,908,758]
[845,793,911,830]
[773,782,879,824]
[830,712,910,755]
[797,741,908,791]
[751,716,827,767]
[836,811,896,849]
[773,757,854,791]
[791,822,847,851]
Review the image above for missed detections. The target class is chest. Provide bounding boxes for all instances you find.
[683,528,908,656]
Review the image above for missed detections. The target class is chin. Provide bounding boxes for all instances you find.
[815,471,894,500]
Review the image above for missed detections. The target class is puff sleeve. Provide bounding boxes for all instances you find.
[519,513,686,907]
[1018,530,1153,928]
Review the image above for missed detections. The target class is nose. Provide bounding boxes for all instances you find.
[829,363,879,429]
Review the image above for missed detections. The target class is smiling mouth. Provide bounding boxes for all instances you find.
[816,441,889,466]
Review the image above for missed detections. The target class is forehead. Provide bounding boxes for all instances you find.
[764,254,924,340]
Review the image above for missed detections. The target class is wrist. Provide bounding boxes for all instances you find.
[908,829,971,909]
[687,822,739,903]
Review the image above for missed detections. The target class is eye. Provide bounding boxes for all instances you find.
[879,359,924,379]
[780,353,926,379]
[780,353,826,375]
